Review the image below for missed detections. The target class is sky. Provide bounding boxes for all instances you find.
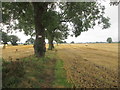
[6,1,118,43]
[65,2,118,43]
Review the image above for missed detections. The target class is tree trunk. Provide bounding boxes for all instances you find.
[57,42,58,46]
[48,32,54,50]
[32,3,47,57]
[48,38,54,50]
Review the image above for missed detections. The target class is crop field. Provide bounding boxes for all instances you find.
[1,43,119,88]
[56,43,118,88]
[1,45,34,61]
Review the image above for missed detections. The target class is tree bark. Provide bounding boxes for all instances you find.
[32,3,47,57]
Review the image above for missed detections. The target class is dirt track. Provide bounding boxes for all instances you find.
[56,43,118,88]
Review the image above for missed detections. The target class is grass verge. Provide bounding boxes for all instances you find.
[2,50,72,88]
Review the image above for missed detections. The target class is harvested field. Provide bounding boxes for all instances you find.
[1,45,34,61]
[1,43,119,88]
[56,43,118,88]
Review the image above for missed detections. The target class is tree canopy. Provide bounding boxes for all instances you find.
[0,31,20,45]
[107,37,112,43]
[8,35,20,45]
[0,31,9,44]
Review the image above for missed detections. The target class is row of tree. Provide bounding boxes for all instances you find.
[2,2,111,57]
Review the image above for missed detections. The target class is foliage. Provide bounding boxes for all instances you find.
[71,41,74,43]
[0,31,9,44]
[43,10,69,50]
[42,2,110,50]
[0,31,20,45]
[60,2,110,37]
[2,2,34,33]
[54,31,68,44]
[2,2,111,57]
[63,41,67,43]
[2,2,110,38]
[9,35,20,45]
[25,38,34,44]
[107,37,112,43]
[110,1,120,6]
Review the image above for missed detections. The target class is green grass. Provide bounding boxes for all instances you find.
[2,50,72,88]
[53,59,72,88]
[2,59,25,88]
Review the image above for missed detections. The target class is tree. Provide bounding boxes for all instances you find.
[110,1,120,6]
[63,41,67,43]
[25,38,34,44]
[46,23,69,50]
[44,2,110,50]
[2,2,110,57]
[0,31,9,49]
[60,2,110,37]
[2,2,49,57]
[42,9,69,50]
[32,2,50,57]
[0,31,9,44]
[71,41,74,44]
[107,37,112,43]
[9,35,20,45]
[54,31,68,46]
[43,10,60,50]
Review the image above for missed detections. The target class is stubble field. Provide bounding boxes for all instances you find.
[56,43,118,88]
[1,43,119,88]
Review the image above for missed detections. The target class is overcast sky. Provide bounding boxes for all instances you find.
[65,2,118,43]
[7,2,118,43]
